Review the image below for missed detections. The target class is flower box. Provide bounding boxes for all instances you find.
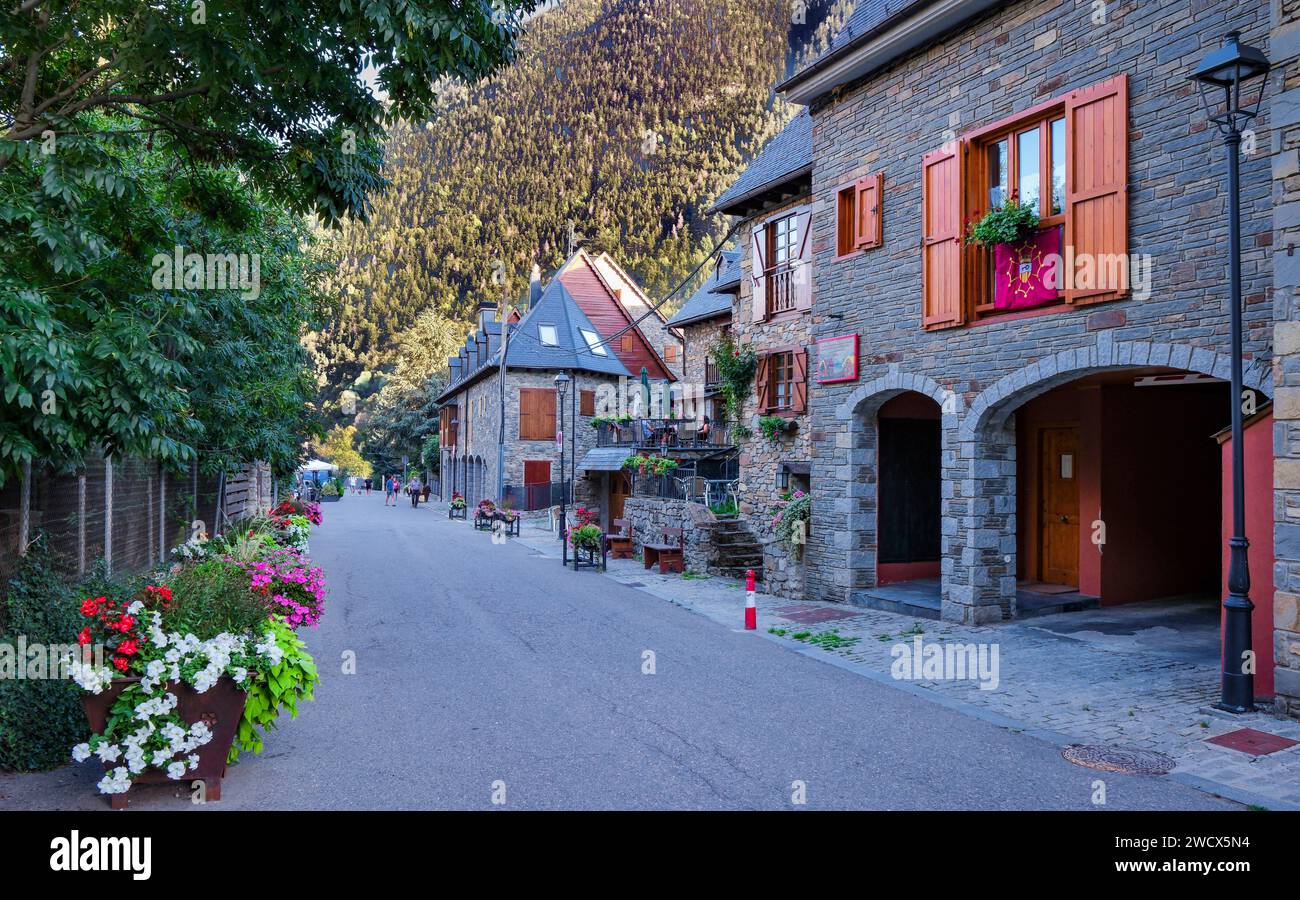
[80,676,248,810]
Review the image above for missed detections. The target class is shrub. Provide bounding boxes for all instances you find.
[159,558,274,639]
[0,540,142,772]
[965,198,1040,248]
[230,616,318,763]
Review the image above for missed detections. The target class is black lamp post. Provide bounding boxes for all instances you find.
[1190,31,1270,713]
[554,370,571,543]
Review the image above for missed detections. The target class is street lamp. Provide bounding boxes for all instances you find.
[554,370,571,543]
[1190,31,1270,714]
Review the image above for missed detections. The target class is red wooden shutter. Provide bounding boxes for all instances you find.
[750,223,768,323]
[541,388,556,439]
[792,350,808,413]
[1064,74,1129,305]
[518,389,533,440]
[854,172,883,250]
[754,354,771,414]
[523,460,550,485]
[921,141,966,329]
[579,390,595,417]
[794,206,814,311]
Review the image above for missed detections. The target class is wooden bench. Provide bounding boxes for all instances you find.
[642,526,684,574]
[605,519,634,559]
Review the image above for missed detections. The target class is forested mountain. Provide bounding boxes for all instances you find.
[313,0,853,433]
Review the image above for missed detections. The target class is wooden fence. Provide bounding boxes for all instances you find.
[0,450,275,578]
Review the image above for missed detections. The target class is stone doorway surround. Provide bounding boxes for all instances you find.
[834,334,1272,626]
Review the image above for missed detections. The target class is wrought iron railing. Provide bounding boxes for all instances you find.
[595,418,733,449]
[501,480,570,512]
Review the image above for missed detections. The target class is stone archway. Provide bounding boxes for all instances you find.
[946,335,1272,624]
[829,371,964,604]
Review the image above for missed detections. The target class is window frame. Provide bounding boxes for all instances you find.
[768,350,795,413]
[579,329,607,356]
[765,213,800,317]
[537,323,558,346]
[963,95,1071,321]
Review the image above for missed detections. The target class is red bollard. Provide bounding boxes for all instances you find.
[745,568,757,630]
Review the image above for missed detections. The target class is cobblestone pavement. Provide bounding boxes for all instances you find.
[497,512,1300,810]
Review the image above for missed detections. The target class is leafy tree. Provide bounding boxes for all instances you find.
[0,0,542,483]
[312,0,854,411]
[313,425,372,478]
[1,0,543,223]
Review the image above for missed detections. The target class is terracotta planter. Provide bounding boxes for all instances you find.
[80,675,248,809]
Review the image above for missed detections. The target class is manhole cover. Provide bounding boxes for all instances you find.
[1061,745,1176,775]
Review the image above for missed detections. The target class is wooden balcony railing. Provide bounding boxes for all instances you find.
[767,264,796,315]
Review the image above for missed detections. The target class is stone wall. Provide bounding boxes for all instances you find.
[749,508,806,599]
[623,496,716,573]
[1273,1,1300,716]
[440,367,619,511]
[732,195,816,505]
[801,0,1274,623]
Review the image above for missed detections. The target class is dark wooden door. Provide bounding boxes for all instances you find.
[877,418,941,564]
[609,471,631,521]
[1039,426,1080,586]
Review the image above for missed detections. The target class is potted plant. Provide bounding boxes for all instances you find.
[68,516,326,808]
[770,491,811,562]
[448,490,467,519]
[475,498,496,530]
[318,480,342,502]
[569,523,605,570]
[758,415,797,442]
[965,197,1040,250]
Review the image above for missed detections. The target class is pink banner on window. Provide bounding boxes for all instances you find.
[993,227,1062,310]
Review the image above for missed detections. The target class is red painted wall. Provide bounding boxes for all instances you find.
[1016,382,1224,605]
[1220,411,1275,698]
[1099,384,1222,605]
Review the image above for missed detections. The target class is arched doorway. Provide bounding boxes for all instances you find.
[837,374,961,615]
[953,337,1273,629]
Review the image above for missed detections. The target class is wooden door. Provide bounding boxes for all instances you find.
[524,460,550,510]
[609,471,631,521]
[1039,427,1080,586]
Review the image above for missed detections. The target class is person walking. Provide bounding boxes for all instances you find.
[365,477,372,495]
[385,475,398,506]
[408,474,422,508]
[421,481,431,504]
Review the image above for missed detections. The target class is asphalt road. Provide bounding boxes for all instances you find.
[1,492,1237,810]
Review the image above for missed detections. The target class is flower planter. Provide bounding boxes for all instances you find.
[448,505,467,519]
[81,676,248,810]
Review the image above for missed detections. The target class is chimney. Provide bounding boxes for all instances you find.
[529,263,542,308]
[448,358,461,383]
[478,300,498,330]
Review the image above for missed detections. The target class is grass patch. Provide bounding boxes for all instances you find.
[768,627,787,636]
[787,629,861,652]
[681,570,710,580]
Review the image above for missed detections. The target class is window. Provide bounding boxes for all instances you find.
[921,74,1129,330]
[663,343,679,364]
[538,324,558,346]
[767,214,798,315]
[751,208,812,323]
[770,351,795,410]
[580,329,607,355]
[619,333,634,352]
[440,405,458,447]
[754,349,808,415]
[518,387,557,441]
[836,172,883,255]
[579,389,595,417]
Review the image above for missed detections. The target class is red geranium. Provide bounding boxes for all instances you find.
[77,627,91,646]
[112,656,130,672]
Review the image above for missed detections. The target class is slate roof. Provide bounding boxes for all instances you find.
[438,277,630,402]
[825,0,928,56]
[665,251,738,328]
[576,447,629,473]
[707,108,813,216]
[711,249,743,294]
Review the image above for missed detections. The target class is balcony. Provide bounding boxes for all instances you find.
[704,361,721,392]
[767,264,796,315]
[594,418,734,451]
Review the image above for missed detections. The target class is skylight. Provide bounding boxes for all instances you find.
[538,324,558,346]
[580,329,607,356]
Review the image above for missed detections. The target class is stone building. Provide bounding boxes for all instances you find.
[704,108,818,597]
[763,0,1285,710]
[437,251,673,520]
[1270,1,1300,716]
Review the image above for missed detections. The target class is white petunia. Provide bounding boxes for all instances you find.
[71,743,91,763]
